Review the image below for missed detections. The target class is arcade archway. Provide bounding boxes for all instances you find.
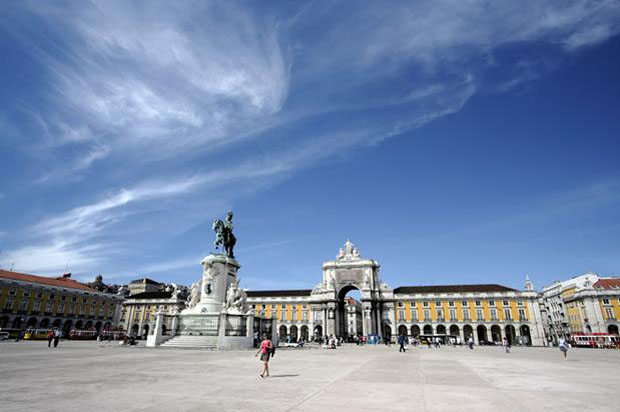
[505,325,516,345]
[608,324,619,335]
[300,325,309,341]
[477,325,488,343]
[290,325,298,342]
[463,325,473,341]
[520,325,531,345]
[491,325,502,343]
[411,325,420,337]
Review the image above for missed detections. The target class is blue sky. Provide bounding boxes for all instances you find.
[0,1,619,292]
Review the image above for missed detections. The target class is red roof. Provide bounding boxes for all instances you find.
[0,269,97,292]
[593,278,620,290]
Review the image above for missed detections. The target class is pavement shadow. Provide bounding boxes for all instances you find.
[267,374,300,378]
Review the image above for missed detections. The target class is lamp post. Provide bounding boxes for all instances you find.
[15,316,25,341]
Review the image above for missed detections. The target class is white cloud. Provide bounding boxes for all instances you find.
[3,1,619,279]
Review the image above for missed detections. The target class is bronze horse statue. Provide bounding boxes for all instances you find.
[212,212,236,258]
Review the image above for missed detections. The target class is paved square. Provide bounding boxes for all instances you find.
[1,341,618,411]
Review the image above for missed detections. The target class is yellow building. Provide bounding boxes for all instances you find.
[0,269,123,336]
[246,241,546,345]
[392,284,542,345]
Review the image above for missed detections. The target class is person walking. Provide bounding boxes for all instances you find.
[255,333,273,378]
[503,337,511,353]
[53,328,61,348]
[558,337,568,359]
[398,334,407,353]
[47,330,54,348]
[467,336,474,350]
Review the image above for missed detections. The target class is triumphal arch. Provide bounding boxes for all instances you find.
[309,240,395,338]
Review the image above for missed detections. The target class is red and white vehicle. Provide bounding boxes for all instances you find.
[572,333,620,349]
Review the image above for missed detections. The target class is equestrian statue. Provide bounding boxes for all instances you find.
[212,211,236,259]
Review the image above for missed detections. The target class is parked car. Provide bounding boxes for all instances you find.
[0,332,9,341]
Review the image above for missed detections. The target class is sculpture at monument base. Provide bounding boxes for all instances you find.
[147,212,274,349]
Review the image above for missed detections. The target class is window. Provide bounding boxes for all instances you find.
[461,300,468,307]
[46,301,53,312]
[605,307,615,320]
[72,296,77,302]
[450,309,457,321]
[423,309,431,321]
[4,298,14,310]
[49,294,55,300]
[302,311,308,321]
[503,300,509,306]
[603,299,610,305]
[490,309,498,321]
[517,300,523,306]
[504,309,511,321]
[489,300,495,306]
[69,304,76,314]
[518,309,526,320]
[9,288,16,296]
[34,301,41,312]
[99,307,105,316]
[61,295,66,301]
[410,301,416,307]
[292,309,297,321]
[449,301,455,307]
[36,291,43,298]
[436,308,444,320]
[398,310,405,320]
[280,310,285,321]
[435,301,441,307]
[59,302,65,313]
[79,304,85,315]
[423,301,428,307]
[271,305,276,310]
[23,290,30,297]
[476,309,484,321]
[19,299,28,311]
[463,308,470,321]
[411,308,417,321]
[281,304,286,309]
[475,300,481,306]
[398,301,404,307]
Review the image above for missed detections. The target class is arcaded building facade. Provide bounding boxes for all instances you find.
[246,241,546,345]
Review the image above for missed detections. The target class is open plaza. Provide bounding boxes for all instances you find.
[1,340,618,412]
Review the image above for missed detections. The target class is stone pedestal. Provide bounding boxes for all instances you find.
[159,253,262,349]
[182,254,240,315]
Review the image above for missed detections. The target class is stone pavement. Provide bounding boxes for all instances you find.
[1,341,618,411]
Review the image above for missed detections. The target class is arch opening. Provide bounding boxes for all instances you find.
[338,285,362,339]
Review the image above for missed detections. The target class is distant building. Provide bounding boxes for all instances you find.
[0,270,123,335]
[540,272,620,344]
[128,278,162,296]
[346,297,363,337]
[119,278,187,338]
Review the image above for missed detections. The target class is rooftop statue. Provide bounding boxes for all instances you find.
[213,211,236,259]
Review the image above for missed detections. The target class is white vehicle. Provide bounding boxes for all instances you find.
[0,332,9,342]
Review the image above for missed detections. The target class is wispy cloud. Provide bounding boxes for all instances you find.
[2,1,619,279]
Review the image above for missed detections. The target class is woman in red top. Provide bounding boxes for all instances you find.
[255,333,273,378]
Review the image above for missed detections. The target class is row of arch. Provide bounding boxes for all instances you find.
[394,323,532,345]
[0,316,112,333]
[278,325,312,342]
